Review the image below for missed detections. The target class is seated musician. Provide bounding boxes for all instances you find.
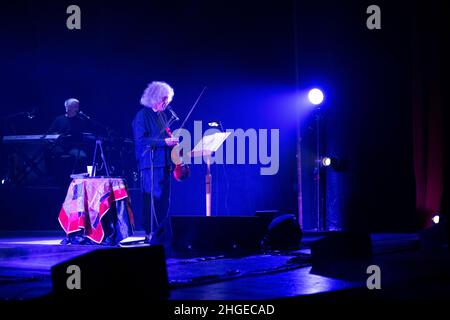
[46,98,94,185]
[48,98,91,136]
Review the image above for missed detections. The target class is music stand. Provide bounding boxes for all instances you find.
[191,132,231,216]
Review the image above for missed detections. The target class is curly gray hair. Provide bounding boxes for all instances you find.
[140,81,174,108]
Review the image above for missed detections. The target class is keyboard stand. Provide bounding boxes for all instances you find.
[9,138,61,186]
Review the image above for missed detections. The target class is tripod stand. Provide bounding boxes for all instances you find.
[90,139,110,177]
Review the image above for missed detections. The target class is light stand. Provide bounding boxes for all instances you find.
[314,110,325,231]
[307,88,326,231]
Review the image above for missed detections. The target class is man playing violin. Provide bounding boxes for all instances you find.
[132,81,179,244]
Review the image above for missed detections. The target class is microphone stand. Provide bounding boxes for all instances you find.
[78,112,116,139]
[2,110,35,135]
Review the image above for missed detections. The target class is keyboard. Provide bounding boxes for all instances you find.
[2,134,61,144]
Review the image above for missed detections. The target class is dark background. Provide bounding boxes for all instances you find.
[0,0,445,232]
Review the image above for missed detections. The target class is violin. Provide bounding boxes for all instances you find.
[165,127,190,181]
[164,86,206,182]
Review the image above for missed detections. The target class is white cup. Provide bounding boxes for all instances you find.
[87,165,94,177]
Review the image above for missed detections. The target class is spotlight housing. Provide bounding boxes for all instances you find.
[321,157,332,167]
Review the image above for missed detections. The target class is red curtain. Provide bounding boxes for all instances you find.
[412,1,445,228]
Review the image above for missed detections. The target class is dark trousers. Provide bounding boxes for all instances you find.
[46,147,88,187]
[140,167,171,236]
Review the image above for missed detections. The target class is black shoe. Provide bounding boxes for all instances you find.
[101,237,118,247]
[70,235,86,245]
[81,238,97,245]
[60,237,71,245]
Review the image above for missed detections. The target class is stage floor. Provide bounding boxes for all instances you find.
[0,231,449,302]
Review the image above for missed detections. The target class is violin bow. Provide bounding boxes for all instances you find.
[177,86,207,133]
[161,86,207,137]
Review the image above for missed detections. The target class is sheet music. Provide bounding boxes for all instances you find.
[192,132,231,155]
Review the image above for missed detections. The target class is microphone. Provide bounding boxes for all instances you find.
[78,110,91,120]
[167,105,180,121]
[27,107,38,119]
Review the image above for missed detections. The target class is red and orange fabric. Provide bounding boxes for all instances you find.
[58,178,134,244]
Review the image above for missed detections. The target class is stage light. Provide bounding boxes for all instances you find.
[208,121,220,127]
[321,157,332,167]
[319,156,345,171]
[432,214,440,224]
[308,88,324,105]
[207,120,224,132]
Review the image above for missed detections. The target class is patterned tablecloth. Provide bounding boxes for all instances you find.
[58,178,135,244]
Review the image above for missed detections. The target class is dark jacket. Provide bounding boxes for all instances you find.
[132,107,172,170]
[48,115,92,135]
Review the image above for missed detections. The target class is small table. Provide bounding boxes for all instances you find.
[58,177,135,245]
